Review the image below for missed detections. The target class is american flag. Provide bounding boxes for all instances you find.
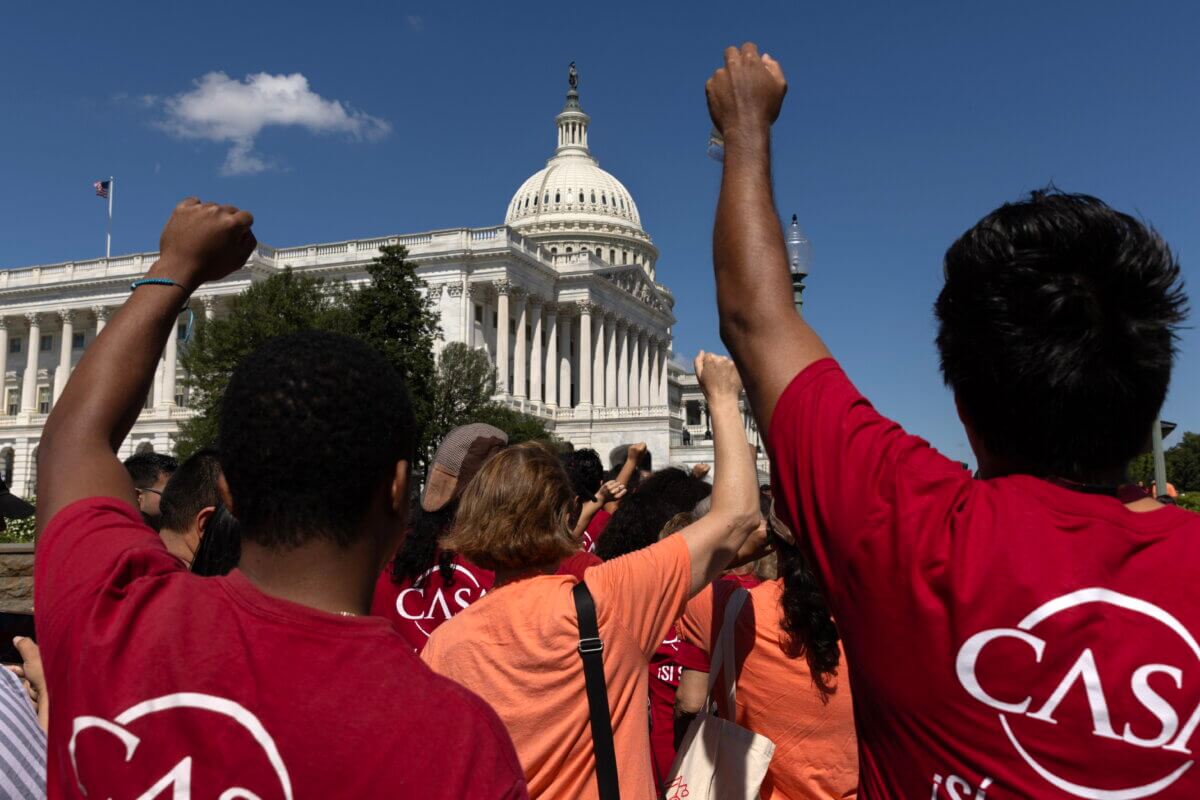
[94,180,111,199]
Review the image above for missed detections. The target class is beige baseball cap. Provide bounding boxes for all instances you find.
[422,424,508,513]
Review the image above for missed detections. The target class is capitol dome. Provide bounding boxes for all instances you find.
[505,67,658,277]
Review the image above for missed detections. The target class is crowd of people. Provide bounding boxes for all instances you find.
[4,42,1196,799]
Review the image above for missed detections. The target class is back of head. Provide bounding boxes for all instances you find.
[638,468,711,511]
[190,504,242,577]
[123,452,178,490]
[219,330,415,549]
[159,447,223,534]
[936,189,1187,480]
[442,442,577,571]
[595,470,708,561]
[561,449,603,502]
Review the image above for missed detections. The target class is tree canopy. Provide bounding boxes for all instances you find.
[1127,430,1200,492]
[177,247,552,467]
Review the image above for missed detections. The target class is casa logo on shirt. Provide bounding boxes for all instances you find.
[394,563,487,638]
[956,588,1200,798]
[70,692,293,799]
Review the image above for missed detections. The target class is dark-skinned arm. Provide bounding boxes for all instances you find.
[36,199,255,532]
[708,43,830,437]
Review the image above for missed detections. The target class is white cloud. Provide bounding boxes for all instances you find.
[161,72,391,175]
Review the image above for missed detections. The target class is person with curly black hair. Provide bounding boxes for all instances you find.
[32,198,526,798]
[709,43,1196,796]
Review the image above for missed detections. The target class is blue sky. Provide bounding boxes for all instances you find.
[3,1,1198,464]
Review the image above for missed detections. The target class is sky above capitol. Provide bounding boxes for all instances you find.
[2,0,1198,465]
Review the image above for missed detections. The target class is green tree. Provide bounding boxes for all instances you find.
[177,269,343,458]
[428,342,553,448]
[1127,431,1200,492]
[336,246,440,466]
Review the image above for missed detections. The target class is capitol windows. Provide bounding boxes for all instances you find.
[686,401,702,427]
[579,192,584,203]
[590,191,596,204]
[72,332,85,350]
[474,305,483,324]
[555,191,561,203]
[610,249,616,262]
[622,252,628,265]
[39,335,52,353]
[544,193,549,204]
[601,193,607,205]
[37,386,50,414]
[550,247,558,254]
[4,390,17,417]
[8,338,20,355]
[565,247,573,254]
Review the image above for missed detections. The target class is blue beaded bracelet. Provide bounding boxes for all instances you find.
[130,278,196,342]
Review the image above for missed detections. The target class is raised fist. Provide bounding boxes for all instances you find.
[156,198,257,289]
[626,442,649,464]
[597,480,627,504]
[695,350,743,400]
[706,43,787,138]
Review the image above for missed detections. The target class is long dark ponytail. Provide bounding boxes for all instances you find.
[390,502,459,587]
[775,535,841,697]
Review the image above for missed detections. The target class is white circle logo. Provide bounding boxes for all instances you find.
[956,588,1200,799]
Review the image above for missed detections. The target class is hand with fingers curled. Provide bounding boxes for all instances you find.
[705,42,788,140]
[151,197,258,291]
[695,350,744,401]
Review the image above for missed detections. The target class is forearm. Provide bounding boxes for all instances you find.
[685,394,758,591]
[573,499,603,538]
[38,262,189,526]
[615,456,638,488]
[714,130,829,432]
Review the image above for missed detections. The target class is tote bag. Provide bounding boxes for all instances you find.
[663,588,775,800]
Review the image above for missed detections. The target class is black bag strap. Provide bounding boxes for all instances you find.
[573,581,620,800]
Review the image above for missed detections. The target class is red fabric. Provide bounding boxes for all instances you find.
[372,549,603,653]
[581,509,612,553]
[649,624,685,788]
[769,359,1200,798]
[36,498,527,799]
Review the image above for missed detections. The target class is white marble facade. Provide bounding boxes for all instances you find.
[0,71,722,496]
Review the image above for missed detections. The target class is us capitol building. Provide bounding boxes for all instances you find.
[0,68,754,497]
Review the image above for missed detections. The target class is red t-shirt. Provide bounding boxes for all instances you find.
[581,510,612,553]
[770,359,1200,798]
[372,549,602,653]
[648,573,762,786]
[36,498,528,799]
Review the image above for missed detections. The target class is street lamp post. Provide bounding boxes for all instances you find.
[785,214,811,315]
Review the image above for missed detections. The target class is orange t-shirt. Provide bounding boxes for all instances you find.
[422,533,691,799]
[678,579,859,800]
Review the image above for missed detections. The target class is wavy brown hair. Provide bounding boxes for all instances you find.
[441,442,578,571]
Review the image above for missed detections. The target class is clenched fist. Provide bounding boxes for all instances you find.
[155,198,257,290]
[706,43,787,139]
[695,350,743,401]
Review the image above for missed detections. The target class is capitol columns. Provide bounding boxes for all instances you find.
[92,305,109,335]
[558,304,574,409]
[494,280,511,394]
[544,303,558,410]
[53,309,75,403]
[577,300,593,409]
[527,295,544,404]
[512,287,528,399]
[158,313,179,409]
[592,309,607,409]
[629,327,642,407]
[616,319,630,408]
[20,314,40,415]
[604,312,618,408]
[0,319,8,388]
[639,330,651,407]
[657,337,670,406]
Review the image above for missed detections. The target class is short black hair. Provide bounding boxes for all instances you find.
[219,331,416,549]
[936,189,1187,480]
[123,453,178,490]
[637,467,712,511]
[159,447,222,533]
[561,449,604,502]
[190,504,241,577]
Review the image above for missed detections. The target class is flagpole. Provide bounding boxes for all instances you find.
[105,176,114,259]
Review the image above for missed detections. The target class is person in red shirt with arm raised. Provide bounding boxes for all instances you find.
[709,44,1197,797]
[34,199,527,798]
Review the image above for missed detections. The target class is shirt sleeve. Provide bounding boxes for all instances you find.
[587,533,691,660]
[767,359,971,611]
[34,497,183,646]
